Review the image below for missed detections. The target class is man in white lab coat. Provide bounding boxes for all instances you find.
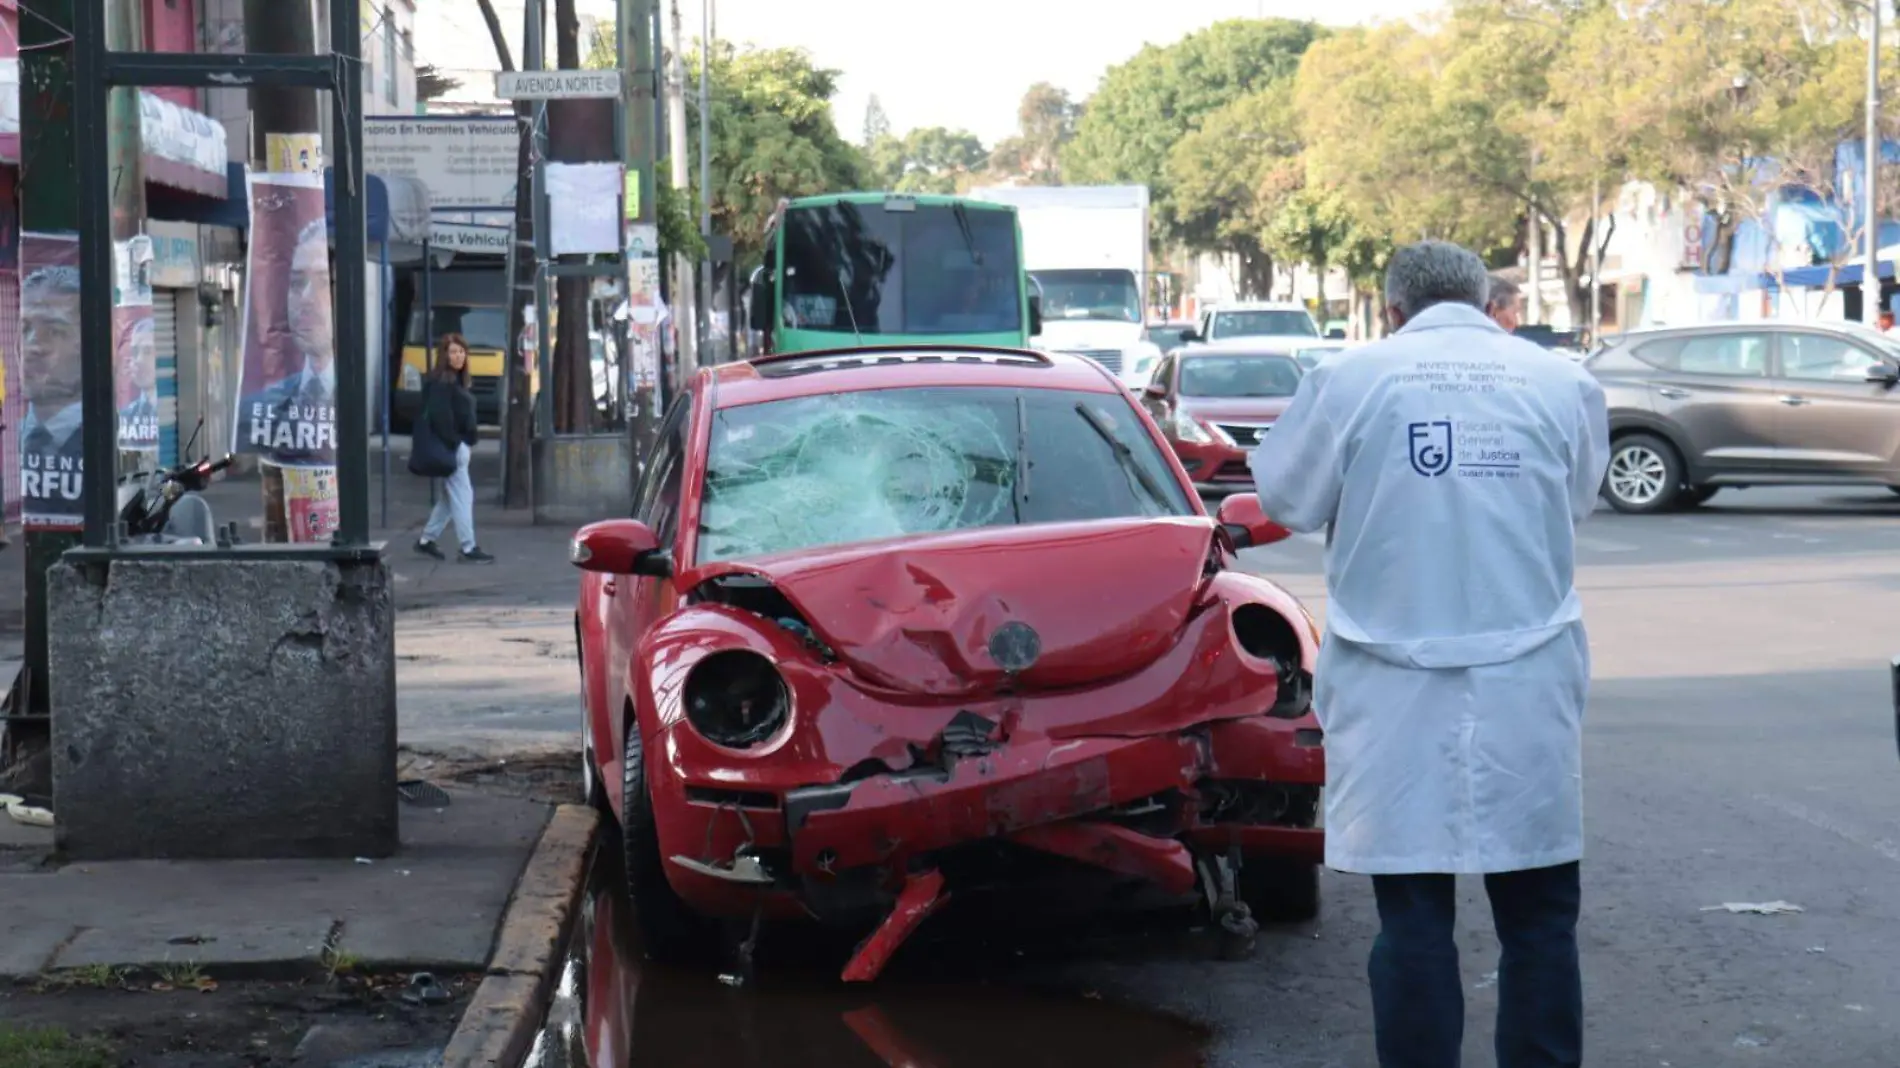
[1248,241,1609,1068]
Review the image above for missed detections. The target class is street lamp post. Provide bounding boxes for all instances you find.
[1866,0,1883,326]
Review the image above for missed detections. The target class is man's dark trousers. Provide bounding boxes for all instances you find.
[1368,861,1582,1068]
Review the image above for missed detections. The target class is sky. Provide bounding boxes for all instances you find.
[706,0,1444,147]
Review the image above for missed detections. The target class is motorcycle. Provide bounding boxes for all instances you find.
[115,419,240,547]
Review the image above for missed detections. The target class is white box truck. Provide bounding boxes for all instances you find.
[966,184,1162,388]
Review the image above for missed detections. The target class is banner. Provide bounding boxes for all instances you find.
[17,232,83,530]
[115,236,158,453]
[234,172,336,468]
[281,465,338,544]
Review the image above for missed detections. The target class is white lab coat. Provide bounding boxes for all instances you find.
[1248,302,1610,875]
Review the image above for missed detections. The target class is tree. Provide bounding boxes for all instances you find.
[1164,84,1302,296]
[583,19,616,70]
[868,126,988,193]
[862,94,892,148]
[685,43,867,270]
[988,83,1081,185]
[1063,18,1323,235]
[1549,0,1889,302]
[1264,187,1356,316]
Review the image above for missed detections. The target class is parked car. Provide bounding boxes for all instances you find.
[570,343,1327,982]
[1141,344,1305,496]
[1586,321,1900,513]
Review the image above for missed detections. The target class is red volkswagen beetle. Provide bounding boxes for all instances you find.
[571,344,1325,982]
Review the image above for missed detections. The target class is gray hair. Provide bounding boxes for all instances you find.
[1384,240,1489,319]
[1484,274,1521,313]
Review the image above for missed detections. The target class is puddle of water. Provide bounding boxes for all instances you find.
[524,842,1208,1068]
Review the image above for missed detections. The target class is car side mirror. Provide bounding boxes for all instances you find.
[1215,493,1291,549]
[570,518,671,577]
[1867,361,1900,387]
[1028,293,1043,337]
[1143,379,1168,399]
[747,268,773,333]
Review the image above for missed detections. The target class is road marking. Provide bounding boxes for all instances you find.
[1754,793,1900,864]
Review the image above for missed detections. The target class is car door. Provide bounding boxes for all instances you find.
[607,390,692,795]
[1769,330,1900,477]
[1629,330,1783,476]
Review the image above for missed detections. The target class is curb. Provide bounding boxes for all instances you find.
[439,803,599,1068]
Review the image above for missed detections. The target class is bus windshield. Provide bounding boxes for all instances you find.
[1032,269,1141,324]
[780,201,1023,336]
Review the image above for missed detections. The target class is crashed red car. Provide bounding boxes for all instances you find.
[571,343,1325,982]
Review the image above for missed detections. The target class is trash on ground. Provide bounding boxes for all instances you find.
[1701,901,1803,915]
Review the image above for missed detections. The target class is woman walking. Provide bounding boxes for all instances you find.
[411,333,494,563]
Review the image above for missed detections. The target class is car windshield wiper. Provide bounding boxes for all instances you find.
[1013,394,1031,523]
[1074,401,1171,508]
[951,202,984,266]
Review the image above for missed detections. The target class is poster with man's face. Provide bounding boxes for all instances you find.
[233,172,336,468]
[17,232,84,530]
[114,305,159,451]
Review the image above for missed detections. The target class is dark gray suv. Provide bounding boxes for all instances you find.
[1586,322,1900,513]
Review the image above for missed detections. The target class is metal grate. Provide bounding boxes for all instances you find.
[1062,349,1125,375]
[1216,423,1270,447]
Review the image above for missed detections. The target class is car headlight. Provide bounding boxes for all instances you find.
[683,650,789,749]
[1171,409,1232,445]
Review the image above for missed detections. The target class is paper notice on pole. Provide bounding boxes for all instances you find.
[546,162,624,256]
[265,133,324,173]
[281,465,339,543]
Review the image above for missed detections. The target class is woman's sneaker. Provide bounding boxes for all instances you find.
[460,546,496,564]
[414,538,446,561]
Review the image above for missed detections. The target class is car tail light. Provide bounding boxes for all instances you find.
[683,650,790,748]
[1230,604,1313,719]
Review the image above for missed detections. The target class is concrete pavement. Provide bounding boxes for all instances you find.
[0,787,550,980]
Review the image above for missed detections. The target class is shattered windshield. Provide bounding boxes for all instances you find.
[1179,354,1303,398]
[697,386,1192,563]
[780,202,1023,336]
[1032,269,1142,323]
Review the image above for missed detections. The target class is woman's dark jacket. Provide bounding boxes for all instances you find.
[408,376,477,477]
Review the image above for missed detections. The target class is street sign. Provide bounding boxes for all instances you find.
[496,69,622,100]
[431,222,513,255]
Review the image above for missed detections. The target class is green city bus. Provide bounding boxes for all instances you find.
[746,192,1042,354]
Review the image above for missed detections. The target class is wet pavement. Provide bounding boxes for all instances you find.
[523,842,1211,1068]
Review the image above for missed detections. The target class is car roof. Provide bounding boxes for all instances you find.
[1209,302,1310,314]
[705,344,1128,408]
[1605,320,1883,343]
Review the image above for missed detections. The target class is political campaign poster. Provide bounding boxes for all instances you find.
[114,237,159,452]
[281,465,338,544]
[16,232,84,530]
[234,171,336,468]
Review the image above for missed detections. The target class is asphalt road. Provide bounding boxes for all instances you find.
[545,485,1900,1068]
[1134,484,1900,1067]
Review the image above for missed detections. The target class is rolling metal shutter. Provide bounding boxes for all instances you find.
[156,292,180,468]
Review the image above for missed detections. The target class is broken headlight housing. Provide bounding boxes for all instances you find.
[684,650,790,748]
[1230,604,1314,719]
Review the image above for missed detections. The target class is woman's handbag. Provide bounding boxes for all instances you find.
[407,388,458,478]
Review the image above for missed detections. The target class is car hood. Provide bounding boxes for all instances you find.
[688,517,1216,699]
[1178,396,1293,423]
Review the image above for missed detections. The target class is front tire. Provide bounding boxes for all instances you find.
[1602,433,1685,514]
[1239,856,1321,923]
[622,718,711,963]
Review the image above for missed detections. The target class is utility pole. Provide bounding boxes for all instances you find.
[245,0,321,542]
[1526,151,1543,326]
[1865,0,1883,327]
[698,0,713,362]
[666,0,698,379]
[107,0,147,479]
[621,0,659,455]
[502,1,541,509]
